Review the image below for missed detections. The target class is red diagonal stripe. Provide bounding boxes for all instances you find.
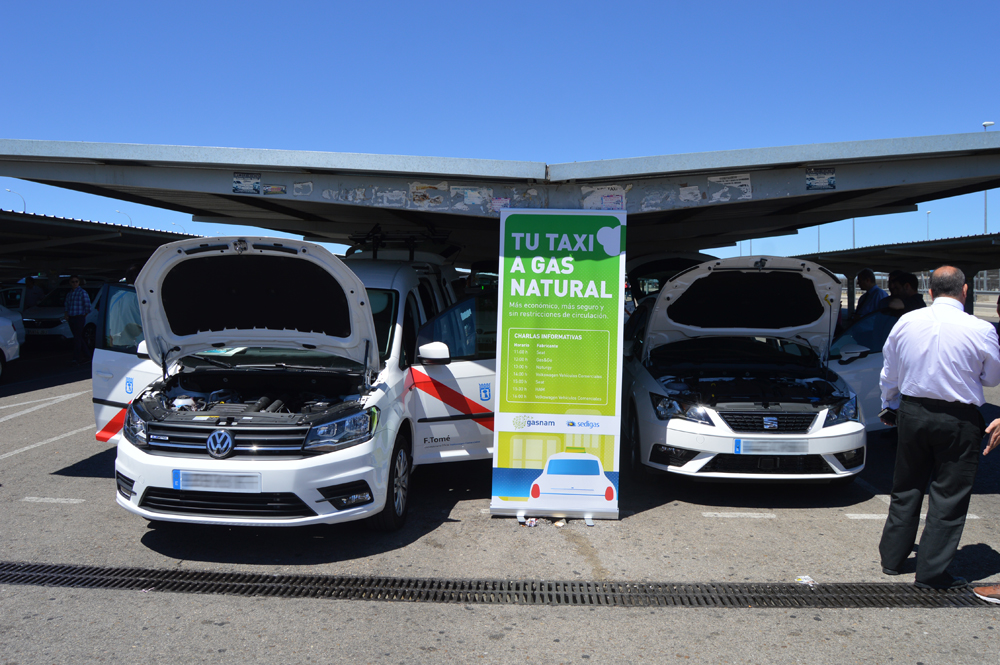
[410,368,494,432]
[96,406,128,442]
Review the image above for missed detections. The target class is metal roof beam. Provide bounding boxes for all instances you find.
[0,231,122,255]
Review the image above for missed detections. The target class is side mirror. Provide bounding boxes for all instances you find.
[417,341,451,365]
[837,344,870,365]
[136,340,149,359]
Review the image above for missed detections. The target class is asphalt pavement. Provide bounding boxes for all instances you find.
[1,341,999,663]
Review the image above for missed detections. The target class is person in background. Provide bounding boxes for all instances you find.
[895,272,927,314]
[851,268,888,323]
[64,275,91,364]
[878,266,1000,589]
[24,276,44,308]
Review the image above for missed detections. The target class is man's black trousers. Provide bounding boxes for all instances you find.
[879,397,984,584]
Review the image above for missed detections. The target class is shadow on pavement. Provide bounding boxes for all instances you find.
[52,445,116,479]
[0,342,91,398]
[955,543,1000,583]
[138,459,494,566]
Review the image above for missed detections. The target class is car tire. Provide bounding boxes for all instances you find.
[627,412,651,482]
[83,324,96,350]
[370,433,411,532]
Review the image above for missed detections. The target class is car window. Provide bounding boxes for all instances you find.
[416,292,498,362]
[104,285,144,352]
[366,288,398,361]
[399,293,420,369]
[830,311,899,358]
[547,459,600,475]
[417,280,439,319]
[2,288,22,310]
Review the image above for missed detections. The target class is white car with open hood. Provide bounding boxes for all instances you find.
[95,237,500,530]
[622,256,866,483]
[106,237,412,529]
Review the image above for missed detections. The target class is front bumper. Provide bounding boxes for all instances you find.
[114,434,388,526]
[24,320,72,338]
[637,407,866,481]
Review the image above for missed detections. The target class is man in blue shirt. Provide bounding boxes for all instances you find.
[851,268,888,323]
[64,276,91,364]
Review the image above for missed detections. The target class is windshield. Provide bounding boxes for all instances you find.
[186,347,364,371]
[830,310,899,358]
[546,459,600,476]
[37,285,100,308]
[366,288,398,360]
[649,336,821,368]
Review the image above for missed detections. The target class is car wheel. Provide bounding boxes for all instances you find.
[371,433,411,531]
[83,324,96,350]
[628,412,650,481]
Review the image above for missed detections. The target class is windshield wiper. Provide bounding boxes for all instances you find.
[188,355,232,369]
[236,363,338,371]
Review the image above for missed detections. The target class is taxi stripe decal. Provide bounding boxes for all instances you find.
[96,406,128,442]
[409,369,494,432]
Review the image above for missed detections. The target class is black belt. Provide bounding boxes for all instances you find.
[901,395,977,410]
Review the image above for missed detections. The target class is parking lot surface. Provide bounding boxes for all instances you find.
[2,346,1000,663]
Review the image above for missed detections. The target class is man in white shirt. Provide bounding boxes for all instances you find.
[878,266,1000,589]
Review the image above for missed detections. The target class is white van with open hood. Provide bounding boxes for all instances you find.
[107,237,411,529]
[622,256,866,483]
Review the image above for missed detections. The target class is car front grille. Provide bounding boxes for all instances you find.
[700,454,833,475]
[719,412,816,433]
[145,422,310,457]
[139,489,316,518]
[23,319,62,329]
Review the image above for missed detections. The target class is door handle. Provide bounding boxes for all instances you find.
[95,370,114,379]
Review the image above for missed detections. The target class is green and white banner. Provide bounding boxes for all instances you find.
[491,210,626,520]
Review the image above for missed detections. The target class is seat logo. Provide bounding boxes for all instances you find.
[206,430,234,459]
[763,416,778,430]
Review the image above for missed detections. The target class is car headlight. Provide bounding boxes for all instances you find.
[649,393,714,427]
[824,395,859,427]
[304,407,379,454]
[123,404,148,447]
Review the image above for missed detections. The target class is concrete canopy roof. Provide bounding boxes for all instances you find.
[1,132,999,266]
[0,209,194,282]
[793,232,1000,276]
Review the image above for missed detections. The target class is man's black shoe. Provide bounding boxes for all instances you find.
[882,567,902,576]
[914,575,968,590]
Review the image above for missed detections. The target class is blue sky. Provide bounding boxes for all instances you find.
[1,1,997,259]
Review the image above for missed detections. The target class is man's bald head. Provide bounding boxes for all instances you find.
[929,266,967,302]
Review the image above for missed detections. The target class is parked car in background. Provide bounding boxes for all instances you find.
[0,315,20,381]
[22,280,104,347]
[827,309,902,431]
[0,303,24,345]
[622,256,866,484]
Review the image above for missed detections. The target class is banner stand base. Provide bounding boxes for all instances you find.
[516,511,526,524]
[584,516,595,527]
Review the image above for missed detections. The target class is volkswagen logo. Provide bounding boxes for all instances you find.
[762,416,779,430]
[206,429,234,459]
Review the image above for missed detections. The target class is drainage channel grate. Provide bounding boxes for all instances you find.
[0,562,989,608]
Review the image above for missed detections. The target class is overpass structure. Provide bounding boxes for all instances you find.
[0,132,999,266]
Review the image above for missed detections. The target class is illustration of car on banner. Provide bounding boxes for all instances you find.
[622,256,866,484]
[528,452,615,511]
[92,237,498,531]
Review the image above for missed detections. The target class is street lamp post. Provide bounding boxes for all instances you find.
[4,189,25,213]
[171,222,187,234]
[926,211,931,240]
[985,122,994,234]
[115,210,132,225]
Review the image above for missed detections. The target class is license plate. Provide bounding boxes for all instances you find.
[734,439,808,455]
[172,470,261,493]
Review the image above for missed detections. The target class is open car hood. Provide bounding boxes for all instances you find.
[136,237,379,374]
[644,256,842,358]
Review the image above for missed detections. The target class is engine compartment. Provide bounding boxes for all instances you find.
[137,369,363,423]
[654,370,846,409]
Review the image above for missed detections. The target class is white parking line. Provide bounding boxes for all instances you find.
[0,395,83,410]
[22,497,86,504]
[0,390,90,424]
[702,512,776,519]
[0,426,95,461]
